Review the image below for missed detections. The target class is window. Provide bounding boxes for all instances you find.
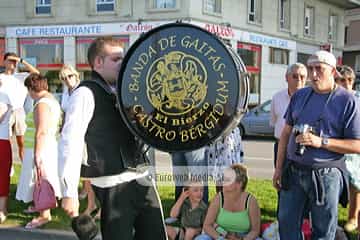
[19,38,64,68]
[279,0,290,31]
[269,47,289,65]
[297,52,311,65]
[355,55,360,73]
[304,5,315,36]
[96,0,115,12]
[237,44,261,70]
[237,42,261,105]
[248,0,262,24]
[35,0,51,15]
[203,0,222,14]
[329,14,338,41]
[76,36,129,69]
[152,0,176,9]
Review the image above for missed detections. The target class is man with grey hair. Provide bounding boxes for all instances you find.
[270,62,307,167]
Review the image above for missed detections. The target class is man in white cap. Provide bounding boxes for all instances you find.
[272,50,360,239]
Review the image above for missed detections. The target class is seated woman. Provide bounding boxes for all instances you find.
[166,180,208,240]
[195,164,261,240]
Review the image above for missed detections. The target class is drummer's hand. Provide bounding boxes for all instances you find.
[62,197,79,217]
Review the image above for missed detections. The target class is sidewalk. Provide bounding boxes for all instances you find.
[0,225,79,240]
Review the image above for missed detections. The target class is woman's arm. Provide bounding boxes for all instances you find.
[244,195,261,240]
[203,194,222,239]
[33,102,50,174]
[169,190,189,218]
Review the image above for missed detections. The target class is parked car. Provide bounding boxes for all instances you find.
[239,99,274,137]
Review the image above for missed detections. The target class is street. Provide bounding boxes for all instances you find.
[0,227,80,240]
[12,136,275,181]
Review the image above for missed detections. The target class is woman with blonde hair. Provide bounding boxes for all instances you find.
[195,164,261,240]
[59,65,99,217]
[59,64,80,111]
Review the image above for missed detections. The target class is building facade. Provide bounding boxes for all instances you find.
[0,0,359,104]
[344,7,360,90]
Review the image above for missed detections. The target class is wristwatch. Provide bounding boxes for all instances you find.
[321,136,329,147]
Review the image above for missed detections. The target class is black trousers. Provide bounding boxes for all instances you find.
[273,140,279,168]
[92,178,166,240]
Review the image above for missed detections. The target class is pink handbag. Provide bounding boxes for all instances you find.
[33,178,57,211]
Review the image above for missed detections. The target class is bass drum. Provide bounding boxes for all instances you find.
[117,22,249,152]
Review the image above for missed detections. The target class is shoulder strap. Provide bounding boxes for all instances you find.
[245,193,251,210]
[220,191,224,208]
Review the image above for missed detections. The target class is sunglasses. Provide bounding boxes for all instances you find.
[307,65,328,73]
[61,74,75,81]
[335,77,353,83]
[291,74,307,80]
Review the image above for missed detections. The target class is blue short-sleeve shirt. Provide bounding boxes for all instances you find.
[285,86,360,165]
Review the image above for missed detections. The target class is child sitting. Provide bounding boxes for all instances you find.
[166,181,208,240]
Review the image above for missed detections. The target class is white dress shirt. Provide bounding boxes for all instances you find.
[60,86,71,112]
[0,92,12,140]
[0,72,29,109]
[270,88,290,139]
[58,86,148,198]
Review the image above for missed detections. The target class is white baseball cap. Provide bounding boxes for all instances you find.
[307,50,337,68]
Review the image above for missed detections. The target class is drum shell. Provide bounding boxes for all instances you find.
[117,22,249,152]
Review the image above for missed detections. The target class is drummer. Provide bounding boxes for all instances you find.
[58,36,167,240]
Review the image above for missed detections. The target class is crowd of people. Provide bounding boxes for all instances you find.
[0,35,359,240]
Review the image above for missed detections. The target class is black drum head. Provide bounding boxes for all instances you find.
[117,22,248,152]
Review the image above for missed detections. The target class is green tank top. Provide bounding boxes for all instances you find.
[215,192,251,233]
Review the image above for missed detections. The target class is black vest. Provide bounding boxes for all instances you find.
[80,72,146,178]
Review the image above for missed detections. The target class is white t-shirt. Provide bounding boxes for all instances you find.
[0,72,29,109]
[270,88,290,139]
[0,92,13,140]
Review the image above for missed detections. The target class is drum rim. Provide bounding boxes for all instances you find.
[117,22,249,152]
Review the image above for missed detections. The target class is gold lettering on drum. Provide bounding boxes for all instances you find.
[129,46,157,93]
[133,105,176,141]
[157,35,177,50]
[178,80,228,142]
[170,103,209,126]
[155,112,168,124]
[181,35,225,73]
